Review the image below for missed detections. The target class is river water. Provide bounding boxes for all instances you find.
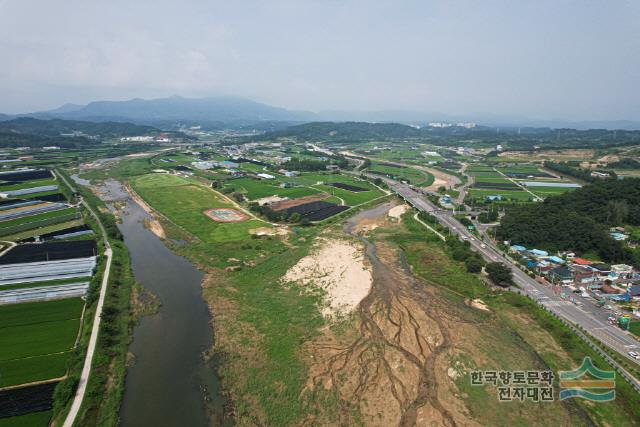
[79,178,225,427]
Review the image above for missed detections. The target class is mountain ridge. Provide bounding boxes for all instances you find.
[2,96,639,130]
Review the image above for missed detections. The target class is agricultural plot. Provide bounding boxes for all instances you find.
[2,219,84,242]
[0,383,56,423]
[0,202,68,222]
[0,207,79,237]
[467,188,535,202]
[0,169,53,183]
[0,282,89,304]
[0,179,57,192]
[0,298,84,387]
[468,164,581,201]
[0,240,97,264]
[314,183,383,206]
[468,169,530,201]
[132,173,265,243]
[226,177,319,200]
[282,201,350,221]
[328,182,367,192]
[368,163,434,186]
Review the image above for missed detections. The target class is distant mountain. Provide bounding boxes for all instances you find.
[3,96,639,130]
[519,119,640,131]
[256,121,423,141]
[44,103,84,115]
[35,96,316,123]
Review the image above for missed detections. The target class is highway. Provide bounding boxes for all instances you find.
[383,178,640,370]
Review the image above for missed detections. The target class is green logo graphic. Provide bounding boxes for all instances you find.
[559,357,615,401]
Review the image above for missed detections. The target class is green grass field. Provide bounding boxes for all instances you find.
[368,163,434,186]
[0,318,80,360]
[0,352,69,386]
[0,298,83,387]
[468,188,535,201]
[314,183,384,206]
[0,410,51,427]
[226,177,320,200]
[132,173,265,243]
[0,298,83,328]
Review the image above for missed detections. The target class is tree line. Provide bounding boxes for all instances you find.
[497,178,640,266]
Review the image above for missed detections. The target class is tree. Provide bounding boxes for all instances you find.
[288,212,302,223]
[452,248,468,261]
[486,262,513,287]
[465,257,483,273]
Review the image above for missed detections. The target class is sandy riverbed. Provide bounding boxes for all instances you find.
[282,238,372,318]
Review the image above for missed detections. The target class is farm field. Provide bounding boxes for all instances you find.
[225,177,319,200]
[467,188,535,201]
[0,277,87,292]
[224,172,385,206]
[314,183,384,205]
[467,163,581,202]
[131,173,265,243]
[0,410,52,427]
[0,179,58,192]
[0,298,84,387]
[1,219,84,241]
[0,207,76,227]
[368,163,434,186]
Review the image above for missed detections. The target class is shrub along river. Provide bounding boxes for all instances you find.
[87,178,226,426]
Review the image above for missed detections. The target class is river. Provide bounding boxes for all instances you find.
[80,178,226,426]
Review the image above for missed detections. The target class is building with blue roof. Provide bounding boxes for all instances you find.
[529,249,549,257]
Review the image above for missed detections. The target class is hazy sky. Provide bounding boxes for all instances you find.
[1,0,639,120]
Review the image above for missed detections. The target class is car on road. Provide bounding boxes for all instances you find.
[480,243,486,248]
[628,351,639,360]
[461,236,468,240]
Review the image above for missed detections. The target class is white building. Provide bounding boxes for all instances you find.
[257,173,275,179]
[191,161,215,170]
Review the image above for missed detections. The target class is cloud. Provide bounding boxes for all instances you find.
[0,0,638,120]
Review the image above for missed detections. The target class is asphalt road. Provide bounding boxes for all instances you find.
[386,179,640,366]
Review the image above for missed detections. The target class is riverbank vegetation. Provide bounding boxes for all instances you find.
[48,170,136,427]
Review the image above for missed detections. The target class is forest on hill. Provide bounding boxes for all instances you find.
[0,117,158,137]
[253,121,640,149]
[497,178,640,265]
[0,118,190,148]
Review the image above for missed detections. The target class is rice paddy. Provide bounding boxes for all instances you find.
[0,298,84,387]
